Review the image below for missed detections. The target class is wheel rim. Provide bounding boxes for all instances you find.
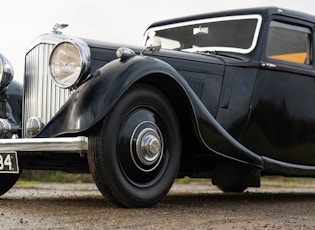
[118,108,168,187]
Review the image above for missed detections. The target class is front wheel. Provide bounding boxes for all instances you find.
[88,84,181,208]
[0,173,21,196]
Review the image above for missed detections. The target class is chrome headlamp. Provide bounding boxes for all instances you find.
[0,118,11,137]
[49,39,91,89]
[0,53,14,91]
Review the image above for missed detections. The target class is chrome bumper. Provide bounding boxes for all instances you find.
[0,136,88,153]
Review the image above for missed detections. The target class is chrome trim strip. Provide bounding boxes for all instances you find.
[0,136,88,153]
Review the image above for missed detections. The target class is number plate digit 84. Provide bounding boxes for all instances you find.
[0,152,19,174]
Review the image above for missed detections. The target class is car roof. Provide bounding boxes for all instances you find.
[146,7,315,30]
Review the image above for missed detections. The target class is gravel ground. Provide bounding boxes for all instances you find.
[0,178,315,229]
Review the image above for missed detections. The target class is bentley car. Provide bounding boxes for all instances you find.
[1,7,315,208]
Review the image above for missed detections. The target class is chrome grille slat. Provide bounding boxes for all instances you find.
[23,41,70,137]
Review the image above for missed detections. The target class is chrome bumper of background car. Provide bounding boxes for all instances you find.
[0,136,88,153]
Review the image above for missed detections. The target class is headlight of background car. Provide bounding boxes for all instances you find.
[0,53,14,91]
[49,39,91,89]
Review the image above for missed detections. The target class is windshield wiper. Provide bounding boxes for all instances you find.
[194,49,242,60]
[196,50,218,55]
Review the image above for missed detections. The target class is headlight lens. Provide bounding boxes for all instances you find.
[49,40,90,89]
[0,53,14,91]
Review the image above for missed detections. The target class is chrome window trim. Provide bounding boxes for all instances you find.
[144,14,263,54]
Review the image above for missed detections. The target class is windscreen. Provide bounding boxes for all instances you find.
[144,15,262,54]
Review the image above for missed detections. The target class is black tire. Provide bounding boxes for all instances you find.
[88,84,181,208]
[217,186,247,193]
[0,173,20,196]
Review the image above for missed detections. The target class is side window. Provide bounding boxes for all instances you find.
[266,21,312,65]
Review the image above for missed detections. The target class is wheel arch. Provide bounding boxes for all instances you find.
[36,56,200,142]
[137,74,202,157]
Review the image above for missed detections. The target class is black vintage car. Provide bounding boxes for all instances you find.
[0,6,315,208]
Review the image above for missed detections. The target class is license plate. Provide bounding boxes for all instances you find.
[0,152,19,173]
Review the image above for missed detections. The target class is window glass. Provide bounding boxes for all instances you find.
[266,21,312,65]
[159,37,181,50]
[144,15,262,54]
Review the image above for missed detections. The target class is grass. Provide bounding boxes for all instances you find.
[175,176,210,185]
[260,176,315,188]
[175,176,315,189]
[18,170,81,184]
[18,171,315,190]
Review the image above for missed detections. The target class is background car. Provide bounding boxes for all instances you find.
[0,53,23,196]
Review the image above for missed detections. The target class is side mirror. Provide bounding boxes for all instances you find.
[143,37,162,54]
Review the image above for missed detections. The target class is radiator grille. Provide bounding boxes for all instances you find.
[23,42,70,137]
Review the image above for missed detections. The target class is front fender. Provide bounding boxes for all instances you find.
[37,55,262,168]
[37,56,179,137]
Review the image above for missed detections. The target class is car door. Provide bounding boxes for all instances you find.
[244,18,315,166]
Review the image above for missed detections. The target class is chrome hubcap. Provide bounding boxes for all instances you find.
[136,128,162,165]
[130,121,164,172]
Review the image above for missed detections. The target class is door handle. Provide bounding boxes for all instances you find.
[261,62,277,68]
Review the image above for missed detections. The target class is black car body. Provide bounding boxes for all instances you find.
[1,7,315,207]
